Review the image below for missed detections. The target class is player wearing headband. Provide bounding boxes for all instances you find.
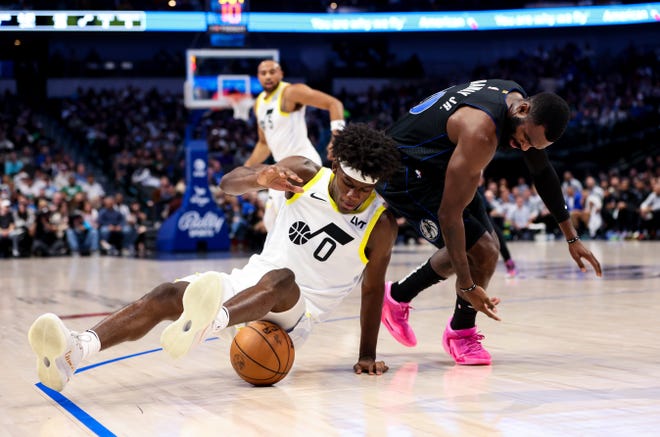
[28,123,401,392]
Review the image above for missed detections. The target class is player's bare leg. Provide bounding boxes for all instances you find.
[29,281,188,391]
[223,268,300,326]
[94,281,188,349]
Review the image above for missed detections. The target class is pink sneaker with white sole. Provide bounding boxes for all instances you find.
[381,281,417,347]
[442,318,491,365]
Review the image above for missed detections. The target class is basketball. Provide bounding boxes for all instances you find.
[230,320,295,386]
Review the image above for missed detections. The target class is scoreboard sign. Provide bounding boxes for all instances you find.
[0,11,146,31]
[207,0,248,34]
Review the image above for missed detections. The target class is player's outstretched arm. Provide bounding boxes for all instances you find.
[284,83,344,122]
[353,210,398,375]
[523,149,603,277]
[220,156,318,196]
[284,83,345,162]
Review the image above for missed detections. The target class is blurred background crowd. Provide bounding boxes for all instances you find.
[0,1,658,258]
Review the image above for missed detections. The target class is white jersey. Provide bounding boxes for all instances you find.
[226,167,385,321]
[254,81,322,165]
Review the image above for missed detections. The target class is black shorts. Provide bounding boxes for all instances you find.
[376,159,493,250]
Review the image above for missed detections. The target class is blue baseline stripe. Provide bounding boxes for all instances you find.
[36,383,116,436]
[37,341,222,435]
[76,347,164,373]
[76,341,220,374]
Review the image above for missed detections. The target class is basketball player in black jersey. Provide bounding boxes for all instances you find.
[374,79,602,365]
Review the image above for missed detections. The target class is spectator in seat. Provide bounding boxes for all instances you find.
[66,210,99,256]
[97,195,125,255]
[639,179,660,240]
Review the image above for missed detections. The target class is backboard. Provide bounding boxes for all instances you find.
[184,48,279,114]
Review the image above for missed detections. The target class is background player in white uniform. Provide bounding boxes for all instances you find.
[247,60,345,231]
[28,123,401,392]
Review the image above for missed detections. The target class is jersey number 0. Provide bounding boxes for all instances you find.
[288,221,354,262]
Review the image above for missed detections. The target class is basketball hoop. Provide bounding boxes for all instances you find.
[200,94,253,121]
[228,94,254,121]
[216,74,253,121]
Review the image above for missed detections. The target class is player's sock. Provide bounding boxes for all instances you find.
[450,296,478,330]
[82,329,101,360]
[211,306,230,332]
[391,259,445,303]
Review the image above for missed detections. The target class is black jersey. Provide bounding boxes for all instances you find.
[386,79,526,167]
[383,78,569,223]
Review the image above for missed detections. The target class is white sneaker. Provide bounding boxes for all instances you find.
[160,272,224,359]
[28,313,84,392]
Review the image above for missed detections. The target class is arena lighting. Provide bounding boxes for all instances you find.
[248,4,660,32]
[0,3,658,32]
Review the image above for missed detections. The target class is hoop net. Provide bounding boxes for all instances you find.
[217,74,253,121]
[228,94,254,121]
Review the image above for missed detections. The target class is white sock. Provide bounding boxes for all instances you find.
[78,330,102,360]
[211,306,230,332]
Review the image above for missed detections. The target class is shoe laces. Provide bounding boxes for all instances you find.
[73,331,97,355]
[393,301,413,321]
[461,333,486,354]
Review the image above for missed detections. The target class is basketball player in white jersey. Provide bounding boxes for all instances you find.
[28,123,401,392]
[248,60,345,231]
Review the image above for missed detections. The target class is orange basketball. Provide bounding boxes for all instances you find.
[230,320,295,386]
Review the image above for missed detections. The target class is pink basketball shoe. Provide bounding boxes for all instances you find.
[442,318,491,365]
[381,281,417,347]
[505,259,518,278]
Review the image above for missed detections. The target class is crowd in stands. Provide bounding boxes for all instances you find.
[1,41,658,259]
[481,162,660,244]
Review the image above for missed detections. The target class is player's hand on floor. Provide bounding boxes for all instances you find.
[457,285,501,321]
[354,358,389,375]
[257,165,304,193]
[568,241,603,277]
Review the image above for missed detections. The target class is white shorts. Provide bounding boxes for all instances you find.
[177,268,313,348]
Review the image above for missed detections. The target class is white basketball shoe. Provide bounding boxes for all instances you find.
[28,313,94,392]
[160,271,224,359]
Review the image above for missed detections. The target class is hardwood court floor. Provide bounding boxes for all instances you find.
[2,240,659,436]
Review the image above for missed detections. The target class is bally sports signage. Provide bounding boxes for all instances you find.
[157,140,230,252]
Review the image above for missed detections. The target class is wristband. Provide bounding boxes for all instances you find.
[459,283,477,292]
[566,236,580,244]
[330,120,346,132]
